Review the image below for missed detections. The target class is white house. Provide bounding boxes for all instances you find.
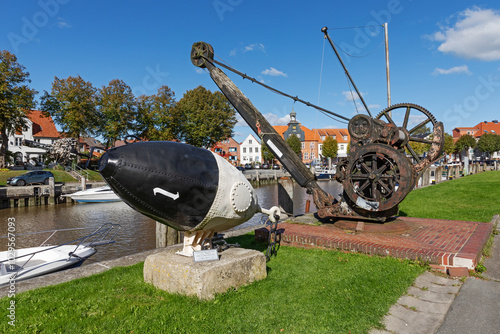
[239,134,261,164]
[2,110,60,166]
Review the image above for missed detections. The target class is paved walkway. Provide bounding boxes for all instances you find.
[370,216,499,334]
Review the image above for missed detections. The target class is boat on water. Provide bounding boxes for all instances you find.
[68,185,121,203]
[0,223,120,285]
[315,166,336,180]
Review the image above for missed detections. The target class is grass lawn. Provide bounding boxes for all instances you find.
[0,170,77,186]
[0,238,424,333]
[1,170,498,333]
[399,170,500,223]
[0,169,103,186]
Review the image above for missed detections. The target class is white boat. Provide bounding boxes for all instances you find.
[68,185,121,203]
[0,245,96,285]
[0,223,120,285]
[315,166,336,180]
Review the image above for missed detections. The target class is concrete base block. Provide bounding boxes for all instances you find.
[144,247,267,300]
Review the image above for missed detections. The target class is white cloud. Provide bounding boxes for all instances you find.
[432,65,472,76]
[230,43,265,56]
[194,68,206,74]
[429,8,500,61]
[263,112,290,125]
[57,17,71,29]
[244,43,265,53]
[261,67,287,77]
[408,114,428,128]
[341,90,366,101]
[235,114,247,127]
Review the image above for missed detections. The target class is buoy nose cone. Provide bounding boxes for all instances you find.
[98,141,219,231]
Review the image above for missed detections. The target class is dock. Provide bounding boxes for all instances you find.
[0,181,107,209]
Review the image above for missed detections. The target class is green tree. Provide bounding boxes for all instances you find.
[41,75,99,142]
[454,134,476,161]
[0,50,37,168]
[443,133,455,155]
[98,79,136,147]
[477,133,500,157]
[322,136,338,159]
[286,134,301,157]
[135,85,179,141]
[454,134,476,152]
[175,86,236,148]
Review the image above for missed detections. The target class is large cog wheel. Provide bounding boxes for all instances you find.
[375,103,440,165]
[343,143,415,216]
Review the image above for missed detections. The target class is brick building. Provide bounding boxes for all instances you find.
[210,137,240,164]
[273,110,350,164]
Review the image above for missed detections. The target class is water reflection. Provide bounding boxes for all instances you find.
[0,180,343,263]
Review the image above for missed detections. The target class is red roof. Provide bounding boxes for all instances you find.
[314,128,350,143]
[27,110,60,138]
[473,121,500,138]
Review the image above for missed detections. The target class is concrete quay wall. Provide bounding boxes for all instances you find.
[0,182,107,209]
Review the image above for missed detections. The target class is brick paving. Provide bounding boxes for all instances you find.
[260,216,493,273]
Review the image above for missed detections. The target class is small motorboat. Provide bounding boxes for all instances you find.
[68,185,121,203]
[315,166,336,180]
[0,223,120,285]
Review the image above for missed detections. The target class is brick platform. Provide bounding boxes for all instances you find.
[257,216,494,273]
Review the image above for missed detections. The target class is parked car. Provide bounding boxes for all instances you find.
[244,163,252,169]
[236,166,245,172]
[272,164,281,170]
[262,163,270,169]
[7,171,55,186]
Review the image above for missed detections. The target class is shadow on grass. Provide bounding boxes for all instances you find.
[225,233,268,252]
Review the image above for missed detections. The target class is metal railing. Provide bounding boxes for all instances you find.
[67,164,90,181]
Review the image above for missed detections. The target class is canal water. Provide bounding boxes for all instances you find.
[0,181,342,264]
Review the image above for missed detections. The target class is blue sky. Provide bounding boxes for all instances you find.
[2,0,500,143]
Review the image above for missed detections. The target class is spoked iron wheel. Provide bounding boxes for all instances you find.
[375,103,438,165]
[343,144,414,215]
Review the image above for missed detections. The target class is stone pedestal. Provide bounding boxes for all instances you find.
[144,247,267,300]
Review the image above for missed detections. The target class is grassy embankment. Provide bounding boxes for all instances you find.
[0,171,498,333]
[399,169,500,223]
[0,169,103,186]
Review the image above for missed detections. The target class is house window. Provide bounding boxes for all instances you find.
[249,147,253,153]
[310,142,314,149]
[340,145,344,150]
[297,134,301,139]
[229,147,237,152]
[343,135,348,140]
[15,137,23,146]
[243,148,246,153]
[321,136,325,141]
[304,152,309,160]
[301,143,305,149]
[311,152,315,159]
[332,135,336,139]
[255,147,259,153]
[249,139,252,144]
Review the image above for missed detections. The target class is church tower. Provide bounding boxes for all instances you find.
[283,108,305,141]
